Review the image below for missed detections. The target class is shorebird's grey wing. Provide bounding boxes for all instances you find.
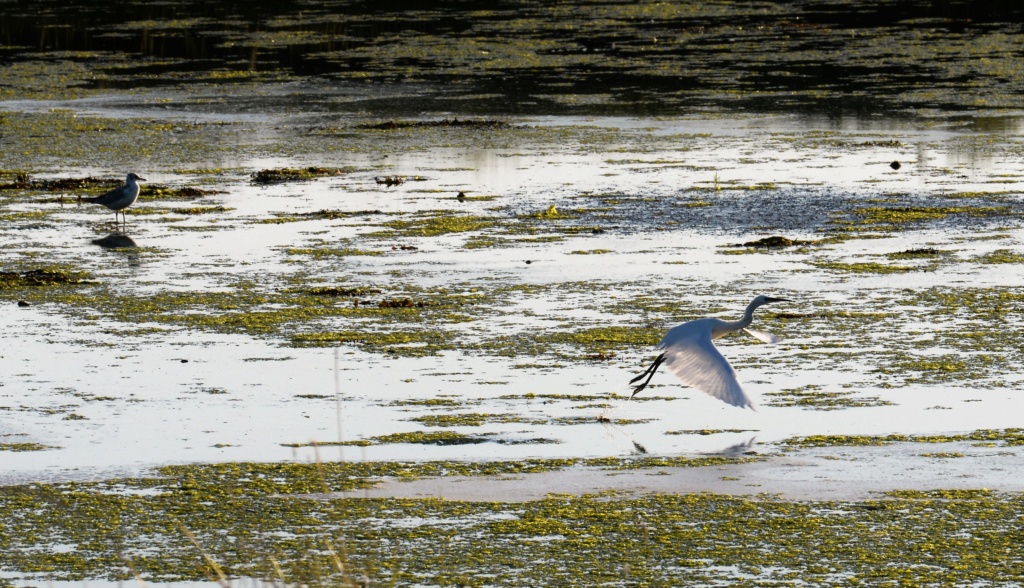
[742,328,782,344]
[92,186,122,205]
[659,331,754,409]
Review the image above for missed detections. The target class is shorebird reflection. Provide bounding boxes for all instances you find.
[91,233,138,249]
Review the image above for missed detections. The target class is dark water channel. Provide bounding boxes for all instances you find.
[3,0,1024,115]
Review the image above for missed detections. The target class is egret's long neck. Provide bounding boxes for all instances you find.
[721,298,764,333]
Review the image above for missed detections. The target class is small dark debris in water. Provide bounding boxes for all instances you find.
[632,441,648,454]
[17,300,30,307]
[360,118,512,131]
[890,161,902,170]
[251,167,345,184]
[586,352,617,361]
[457,191,466,201]
[525,260,534,265]
[306,286,382,297]
[375,176,405,187]
[392,244,418,251]
[180,359,189,364]
[597,414,612,423]
[379,298,428,309]
[897,247,941,256]
[739,236,807,248]
[592,227,605,234]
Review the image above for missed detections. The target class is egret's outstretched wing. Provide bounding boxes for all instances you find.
[658,329,755,409]
[742,328,782,344]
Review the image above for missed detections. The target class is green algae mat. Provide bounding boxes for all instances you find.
[2,460,1023,587]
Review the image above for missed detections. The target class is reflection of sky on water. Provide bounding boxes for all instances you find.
[2,110,1024,484]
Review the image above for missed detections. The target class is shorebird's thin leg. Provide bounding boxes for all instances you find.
[629,353,666,398]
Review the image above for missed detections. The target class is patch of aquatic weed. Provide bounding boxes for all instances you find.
[407,413,542,427]
[830,204,1019,233]
[368,211,501,239]
[761,385,895,410]
[776,428,1024,449]
[40,278,490,352]
[0,442,59,452]
[332,431,561,447]
[727,235,819,249]
[3,457,1024,585]
[259,209,387,224]
[0,267,97,290]
[250,167,349,184]
[0,111,249,171]
[357,119,514,130]
[776,288,1024,387]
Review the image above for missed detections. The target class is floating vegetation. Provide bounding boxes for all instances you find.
[836,205,1015,231]
[551,416,652,425]
[887,247,943,259]
[304,286,382,297]
[0,268,96,289]
[761,385,895,411]
[737,235,812,248]
[360,119,513,130]
[0,442,57,452]
[378,298,429,309]
[375,213,497,238]
[2,462,1021,586]
[777,428,1024,449]
[811,260,917,274]
[343,431,559,446]
[146,185,224,200]
[666,429,758,436]
[170,205,232,215]
[0,175,117,192]
[859,140,904,147]
[387,398,465,408]
[374,176,405,186]
[974,249,1024,264]
[250,167,346,184]
[407,413,534,428]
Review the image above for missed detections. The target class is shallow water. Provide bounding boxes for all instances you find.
[3,95,1024,486]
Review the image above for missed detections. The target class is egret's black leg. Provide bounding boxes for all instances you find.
[629,353,665,398]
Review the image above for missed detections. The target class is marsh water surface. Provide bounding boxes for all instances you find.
[3,1,1024,585]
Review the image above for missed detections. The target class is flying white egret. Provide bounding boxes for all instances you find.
[81,173,146,227]
[629,295,789,409]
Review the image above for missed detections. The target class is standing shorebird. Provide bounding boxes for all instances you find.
[629,295,790,409]
[82,173,146,228]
